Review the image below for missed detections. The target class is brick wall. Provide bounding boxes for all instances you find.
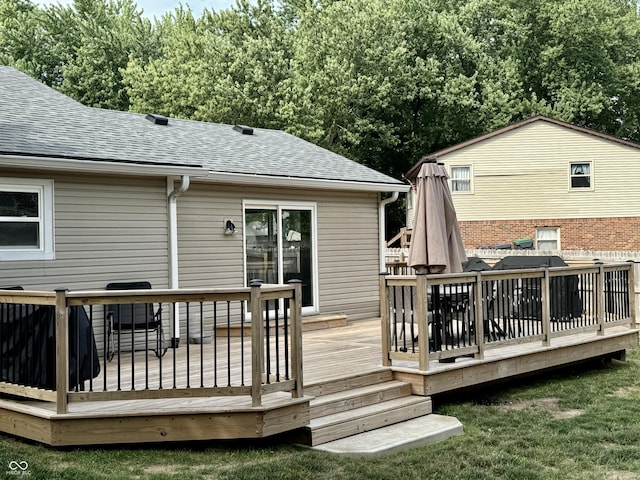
[459,217,640,251]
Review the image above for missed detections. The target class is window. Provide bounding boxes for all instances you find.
[450,166,472,192]
[0,178,54,261]
[570,162,592,189]
[244,201,317,312]
[536,227,560,250]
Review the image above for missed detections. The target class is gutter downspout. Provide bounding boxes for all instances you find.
[379,191,400,272]
[168,175,190,348]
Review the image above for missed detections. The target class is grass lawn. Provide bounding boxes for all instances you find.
[2,347,640,480]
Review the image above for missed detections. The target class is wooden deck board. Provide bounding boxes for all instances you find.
[1,318,637,445]
[7,319,640,411]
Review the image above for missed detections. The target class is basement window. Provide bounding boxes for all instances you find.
[0,178,54,261]
[536,227,560,250]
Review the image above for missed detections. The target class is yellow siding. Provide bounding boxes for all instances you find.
[442,122,640,221]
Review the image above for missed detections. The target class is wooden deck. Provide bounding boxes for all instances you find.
[1,317,637,446]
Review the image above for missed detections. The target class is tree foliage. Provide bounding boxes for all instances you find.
[3,0,640,182]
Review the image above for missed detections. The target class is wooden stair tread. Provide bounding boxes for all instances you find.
[311,380,411,406]
[304,368,393,397]
[309,396,431,430]
[306,395,433,446]
[310,381,412,419]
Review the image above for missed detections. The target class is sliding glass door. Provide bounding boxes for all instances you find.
[244,203,316,310]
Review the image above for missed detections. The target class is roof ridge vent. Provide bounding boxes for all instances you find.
[145,114,169,126]
[233,124,254,135]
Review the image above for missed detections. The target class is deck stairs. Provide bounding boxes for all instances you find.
[297,368,463,455]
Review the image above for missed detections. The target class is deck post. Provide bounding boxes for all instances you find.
[415,273,429,371]
[250,280,264,407]
[54,288,69,414]
[541,269,551,346]
[473,272,485,359]
[379,273,391,367]
[596,263,605,336]
[628,260,638,329]
[289,280,304,399]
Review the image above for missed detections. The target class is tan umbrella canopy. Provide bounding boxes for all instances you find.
[408,160,467,274]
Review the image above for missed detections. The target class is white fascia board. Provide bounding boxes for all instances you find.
[0,154,208,177]
[203,170,410,193]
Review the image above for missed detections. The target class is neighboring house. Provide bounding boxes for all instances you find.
[405,116,640,251]
[0,66,408,346]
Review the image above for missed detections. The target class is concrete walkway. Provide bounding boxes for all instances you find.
[311,414,463,457]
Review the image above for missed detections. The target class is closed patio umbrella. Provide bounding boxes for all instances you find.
[408,160,467,274]
[407,160,468,356]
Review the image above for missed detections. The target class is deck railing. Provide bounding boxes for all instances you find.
[380,263,636,370]
[0,282,303,413]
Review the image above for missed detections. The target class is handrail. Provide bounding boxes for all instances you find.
[381,263,636,369]
[0,283,303,414]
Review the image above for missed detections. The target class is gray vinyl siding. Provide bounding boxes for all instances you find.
[1,170,383,349]
[177,183,381,321]
[316,192,380,320]
[0,170,169,349]
[177,184,244,288]
[0,171,169,290]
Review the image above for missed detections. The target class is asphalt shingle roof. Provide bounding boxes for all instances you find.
[0,66,403,188]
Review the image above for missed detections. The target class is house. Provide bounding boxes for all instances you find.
[2,70,639,450]
[0,66,408,348]
[405,116,640,252]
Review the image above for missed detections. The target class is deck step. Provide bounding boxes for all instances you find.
[312,414,464,457]
[303,395,433,446]
[302,313,348,331]
[215,313,348,337]
[304,368,394,397]
[310,380,412,419]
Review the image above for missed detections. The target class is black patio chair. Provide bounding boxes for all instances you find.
[105,281,166,361]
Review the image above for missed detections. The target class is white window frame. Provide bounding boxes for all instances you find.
[450,165,473,193]
[569,161,593,190]
[242,200,319,315]
[0,178,54,261]
[535,227,560,251]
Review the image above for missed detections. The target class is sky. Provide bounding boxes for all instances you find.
[36,0,238,19]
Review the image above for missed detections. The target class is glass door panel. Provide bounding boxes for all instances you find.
[245,209,279,285]
[282,209,313,307]
[245,205,316,310]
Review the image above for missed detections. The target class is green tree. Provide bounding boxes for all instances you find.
[288,0,522,178]
[46,0,158,110]
[1,0,159,110]
[0,0,63,85]
[456,0,640,140]
[124,0,294,128]
[124,6,214,118]
[536,0,640,139]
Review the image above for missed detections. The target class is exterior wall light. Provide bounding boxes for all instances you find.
[224,219,236,235]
